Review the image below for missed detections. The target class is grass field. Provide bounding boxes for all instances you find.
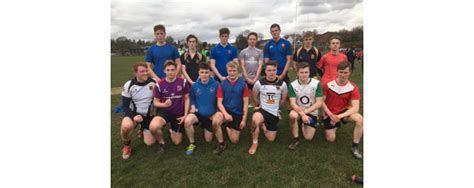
[111,55,363,187]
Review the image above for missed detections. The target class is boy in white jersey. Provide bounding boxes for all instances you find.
[287,62,323,150]
[248,61,288,155]
[120,62,156,159]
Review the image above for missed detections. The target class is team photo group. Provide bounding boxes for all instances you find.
[119,23,363,160]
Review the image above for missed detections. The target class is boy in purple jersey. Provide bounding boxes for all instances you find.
[149,60,190,154]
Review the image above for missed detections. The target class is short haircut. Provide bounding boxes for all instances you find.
[226,61,239,69]
[329,35,342,43]
[247,32,258,39]
[202,42,208,47]
[303,31,313,39]
[198,62,210,70]
[296,62,310,72]
[153,24,166,33]
[265,60,278,68]
[270,23,280,31]
[133,62,147,72]
[163,60,176,69]
[337,60,352,71]
[219,28,230,36]
[186,34,198,42]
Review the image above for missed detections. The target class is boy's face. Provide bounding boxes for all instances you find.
[303,37,313,47]
[330,39,341,52]
[164,65,176,79]
[270,27,281,40]
[265,65,277,80]
[135,66,148,81]
[297,67,310,82]
[154,30,166,43]
[219,34,229,44]
[226,66,238,80]
[337,67,351,82]
[187,38,197,49]
[247,35,257,47]
[198,69,210,82]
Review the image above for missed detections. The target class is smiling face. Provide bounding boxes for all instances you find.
[134,65,149,82]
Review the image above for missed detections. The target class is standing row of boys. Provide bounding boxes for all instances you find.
[119,23,363,159]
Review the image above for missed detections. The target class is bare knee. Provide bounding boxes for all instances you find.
[304,134,314,141]
[325,133,336,142]
[144,138,156,146]
[289,111,298,121]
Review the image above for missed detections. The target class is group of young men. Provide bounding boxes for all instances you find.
[119,23,364,160]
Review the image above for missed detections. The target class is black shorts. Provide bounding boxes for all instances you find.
[155,110,184,133]
[297,114,319,129]
[255,109,279,131]
[123,115,153,131]
[224,112,243,131]
[247,82,254,91]
[323,109,348,130]
[192,113,213,132]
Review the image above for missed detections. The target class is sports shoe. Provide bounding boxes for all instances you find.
[122,145,131,159]
[352,147,362,160]
[185,144,196,155]
[212,143,226,155]
[248,104,253,108]
[248,143,258,155]
[288,139,300,151]
[137,129,143,138]
[157,143,165,154]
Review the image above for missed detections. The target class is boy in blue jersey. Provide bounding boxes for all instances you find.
[217,61,250,145]
[145,24,182,82]
[183,63,224,155]
[210,27,238,82]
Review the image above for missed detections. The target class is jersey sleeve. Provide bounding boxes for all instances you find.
[190,85,196,106]
[293,50,298,62]
[258,49,264,62]
[217,84,224,98]
[351,84,361,100]
[281,82,288,95]
[121,81,132,98]
[285,41,293,56]
[145,46,153,63]
[263,43,270,58]
[317,54,325,69]
[253,80,261,93]
[173,46,180,61]
[153,83,162,99]
[210,47,216,60]
[243,84,250,97]
[315,81,323,97]
[183,79,190,94]
[232,47,238,59]
[288,83,296,98]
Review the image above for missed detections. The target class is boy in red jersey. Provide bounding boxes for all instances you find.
[322,61,363,159]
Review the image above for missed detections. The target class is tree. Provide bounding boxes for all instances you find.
[166,36,175,44]
[115,36,131,56]
[234,33,247,50]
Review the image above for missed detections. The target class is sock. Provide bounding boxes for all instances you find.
[352,142,359,148]
[252,140,258,144]
[190,142,195,145]
[123,140,131,146]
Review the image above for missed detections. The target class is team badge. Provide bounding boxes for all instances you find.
[177,85,182,91]
[276,86,280,90]
[269,45,273,49]
[228,50,231,54]
[281,43,285,48]
[311,54,315,59]
[149,85,153,90]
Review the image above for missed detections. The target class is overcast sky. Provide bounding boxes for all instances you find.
[111,0,363,43]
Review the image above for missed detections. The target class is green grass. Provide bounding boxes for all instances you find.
[111,56,363,187]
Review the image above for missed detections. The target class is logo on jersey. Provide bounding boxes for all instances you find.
[269,45,273,49]
[299,96,311,105]
[228,50,231,54]
[209,87,216,93]
[149,85,153,90]
[266,92,276,104]
[281,43,285,48]
[177,85,182,91]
